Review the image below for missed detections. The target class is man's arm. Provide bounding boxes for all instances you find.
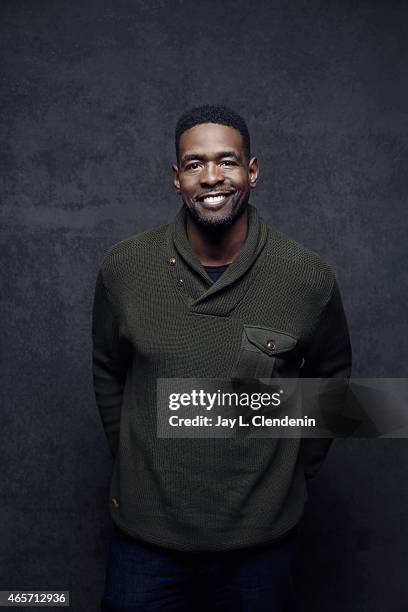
[92,270,131,458]
[300,276,352,478]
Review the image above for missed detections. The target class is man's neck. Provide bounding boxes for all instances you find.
[185,207,248,266]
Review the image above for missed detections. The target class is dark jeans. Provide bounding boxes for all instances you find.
[101,523,301,612]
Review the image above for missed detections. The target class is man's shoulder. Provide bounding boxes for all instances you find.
[99,222,170,271]
[265,224,336,289]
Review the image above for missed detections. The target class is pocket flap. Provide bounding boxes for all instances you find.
[243,326,298,356]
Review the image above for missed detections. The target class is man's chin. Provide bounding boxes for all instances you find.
[185,201,245,229]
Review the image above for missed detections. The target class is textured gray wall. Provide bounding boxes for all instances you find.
[1,0,407,610]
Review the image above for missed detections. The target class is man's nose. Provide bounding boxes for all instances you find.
[200,162,224,186]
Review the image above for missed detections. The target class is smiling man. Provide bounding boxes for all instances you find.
[171,116,257,272]
[173,117,256,225]
[93,105,352,611]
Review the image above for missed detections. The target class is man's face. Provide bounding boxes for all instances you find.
[172,123,259,228]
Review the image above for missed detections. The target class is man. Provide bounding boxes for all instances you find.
[93,104,352,611]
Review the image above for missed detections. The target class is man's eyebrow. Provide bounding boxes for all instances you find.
[181,151,240,164]
[181,153,205,164]
[217,151,240,160]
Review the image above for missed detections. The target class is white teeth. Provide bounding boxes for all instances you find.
[202,195,226,203]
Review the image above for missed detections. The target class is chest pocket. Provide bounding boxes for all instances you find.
[232,325,299,379]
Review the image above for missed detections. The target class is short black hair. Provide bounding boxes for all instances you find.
[175,104,251,164]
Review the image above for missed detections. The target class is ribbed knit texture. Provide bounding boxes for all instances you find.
[92,204,352,551]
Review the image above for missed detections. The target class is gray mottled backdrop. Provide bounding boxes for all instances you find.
[1,0,407,610]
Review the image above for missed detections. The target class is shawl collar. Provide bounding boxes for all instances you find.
[165,204,269,316]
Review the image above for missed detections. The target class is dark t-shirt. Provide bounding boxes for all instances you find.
[203,263,230,283]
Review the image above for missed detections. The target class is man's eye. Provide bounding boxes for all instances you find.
[220,160,236,166]
[185,162,201,170]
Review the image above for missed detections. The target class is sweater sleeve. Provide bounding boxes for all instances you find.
[300,277,352,479]
[92,269,131,458]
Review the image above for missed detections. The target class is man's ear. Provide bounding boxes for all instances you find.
[172,164,180,191]
[248,157,259,188]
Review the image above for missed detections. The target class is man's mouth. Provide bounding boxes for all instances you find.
[196,191,235,207]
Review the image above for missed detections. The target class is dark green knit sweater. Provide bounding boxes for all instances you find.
[92,204,352,551]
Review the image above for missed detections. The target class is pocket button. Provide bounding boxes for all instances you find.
[267,339,276,351]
